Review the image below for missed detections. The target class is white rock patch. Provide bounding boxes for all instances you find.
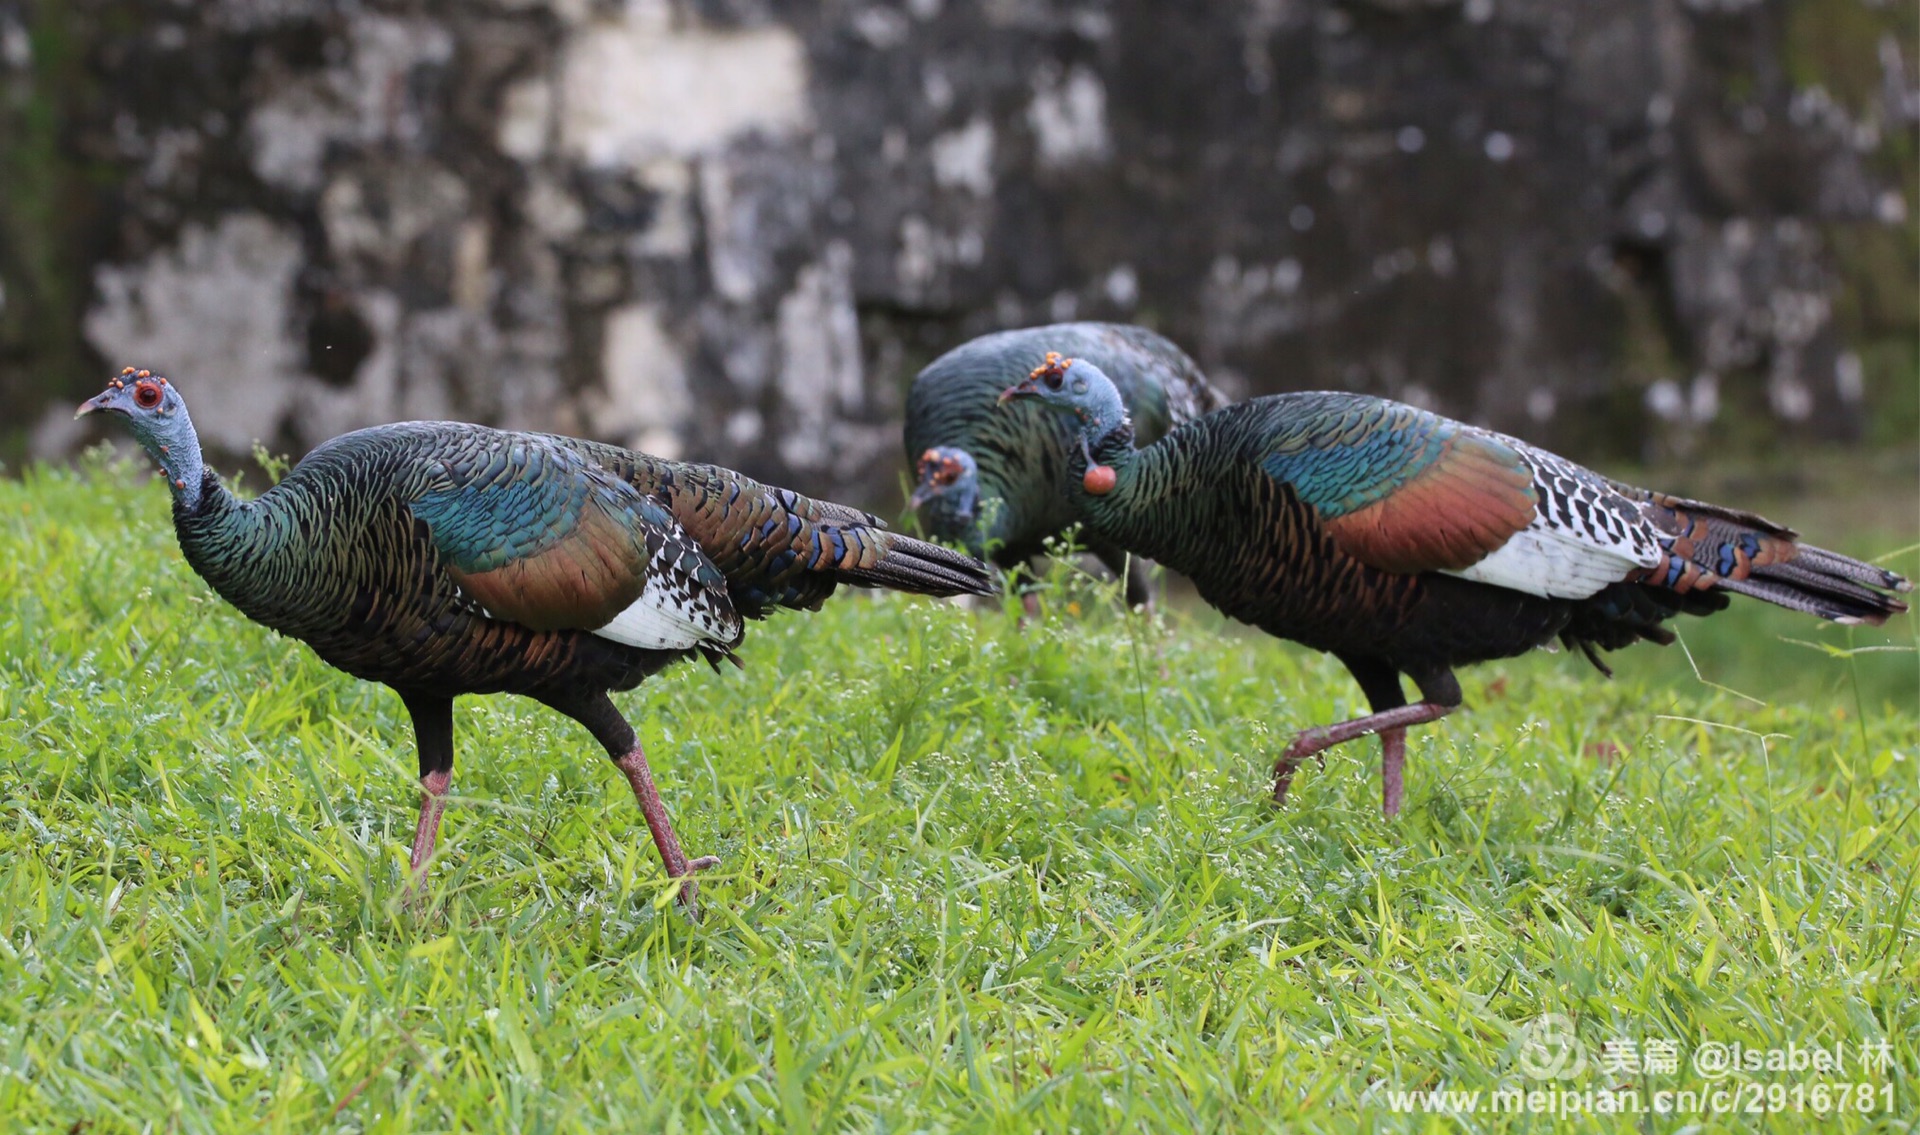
[593,303,689,459]
[560,10,809,165]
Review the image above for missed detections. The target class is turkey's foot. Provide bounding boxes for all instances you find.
[613,744,717,921]
[1270,702,1454,817]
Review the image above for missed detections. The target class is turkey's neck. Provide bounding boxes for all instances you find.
[135,407,209,512]
[151,419,261,604]
[1062,418,1154,550]
[1086,420,1137,472]
[171,469,252,569]
[169,465,298,637]
[135,409,259,574]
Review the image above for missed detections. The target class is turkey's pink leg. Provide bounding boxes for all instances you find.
[407,769,452,904]
[613,743,719,919]
[1271,702,1454,815]
[1379,727,1408,818]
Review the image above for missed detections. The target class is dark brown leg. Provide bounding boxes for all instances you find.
[1271,701,1455,813]
[613,742,719,917]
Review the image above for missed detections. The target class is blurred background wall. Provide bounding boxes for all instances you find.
[2,0,1914,507]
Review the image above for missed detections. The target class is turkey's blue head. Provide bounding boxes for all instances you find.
[77,367,207,507]
[910,446,982,539]
[998,353,1126,428]
[998,353,1128,495]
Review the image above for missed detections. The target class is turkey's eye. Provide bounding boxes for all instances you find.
[1044,371,1063,390]
[133,382,163,409]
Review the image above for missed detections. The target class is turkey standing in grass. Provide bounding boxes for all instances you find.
[906,323,1223,608]
[1001,354,1912,816]
[80,367,994,917]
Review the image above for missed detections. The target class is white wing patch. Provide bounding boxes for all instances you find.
[591,520,741,652]
[1443,440,1663,600]
[593,571,739,650]
[1448,527,1651,599]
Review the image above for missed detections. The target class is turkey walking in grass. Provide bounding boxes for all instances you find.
[905,323,1223,608]
[79,368,995,917]
[1000,354,1912,817]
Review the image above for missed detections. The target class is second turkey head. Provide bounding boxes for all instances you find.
[910,446,982,533]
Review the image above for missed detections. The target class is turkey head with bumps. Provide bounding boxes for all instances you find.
[1001,355,1912,818]
[904,322,1225,610]
[909,447,981,532]
[80,367,997,918]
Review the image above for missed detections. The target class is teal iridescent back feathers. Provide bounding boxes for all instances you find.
[410,441,644,575]
[1261,400,1499,521]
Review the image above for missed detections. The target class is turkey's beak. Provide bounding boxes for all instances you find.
[997,379,1038,405]
[908,483,937,511]
[75,393,110,419]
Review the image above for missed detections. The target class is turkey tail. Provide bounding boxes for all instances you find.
[770,489,996,598]
[1628,489,1911,625]
[838,530,999,597]
[643,465,999,614]
[1721,545,1910,624]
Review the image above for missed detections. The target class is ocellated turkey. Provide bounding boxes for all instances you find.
[81,367,995,916]
[1001,355,1912,816]
[905,322,1223,607]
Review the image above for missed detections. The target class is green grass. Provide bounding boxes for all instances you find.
[1,453,1916,1133]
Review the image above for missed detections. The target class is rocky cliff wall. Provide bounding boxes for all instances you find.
[2,0,1913,506]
